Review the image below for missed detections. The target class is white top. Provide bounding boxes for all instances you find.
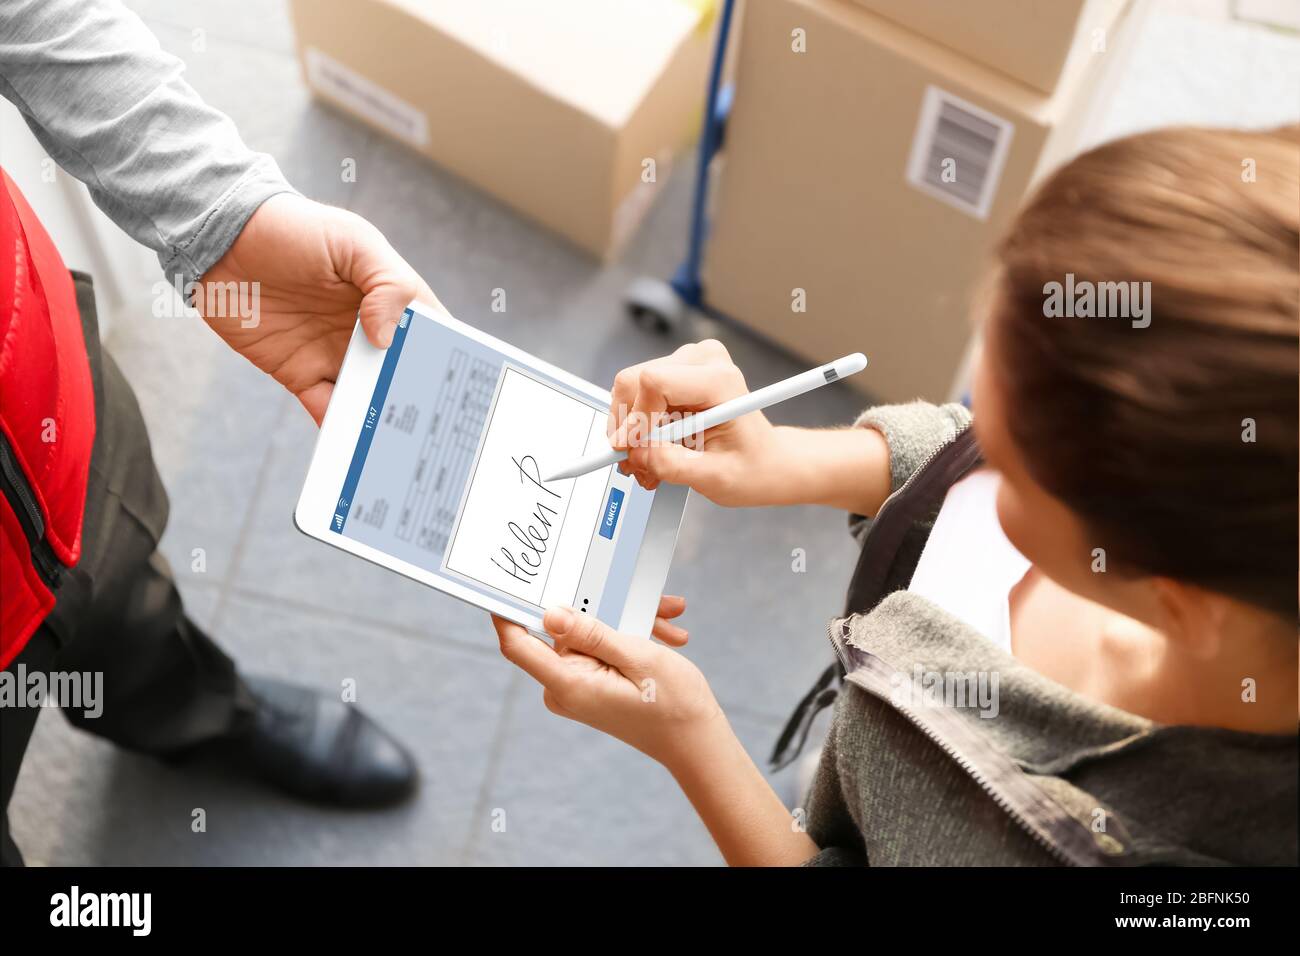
[906,470,1031,654]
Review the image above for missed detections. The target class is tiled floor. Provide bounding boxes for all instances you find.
[7,0,1298,865]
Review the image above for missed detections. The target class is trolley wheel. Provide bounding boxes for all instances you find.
[624,277,686,334]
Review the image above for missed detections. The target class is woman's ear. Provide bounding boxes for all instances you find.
[1151,578,1230,660]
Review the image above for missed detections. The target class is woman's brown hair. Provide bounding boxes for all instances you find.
[990,124,1298,619]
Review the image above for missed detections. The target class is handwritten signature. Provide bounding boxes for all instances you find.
[490,455,563,586]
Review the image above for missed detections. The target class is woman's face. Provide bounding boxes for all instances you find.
[970,333,1134,614]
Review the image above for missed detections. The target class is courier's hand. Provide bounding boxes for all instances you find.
[608,339,796,507]
[492,597,728,769]
[194,193,441,425]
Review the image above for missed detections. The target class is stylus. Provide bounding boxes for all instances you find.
[543,352,868,482]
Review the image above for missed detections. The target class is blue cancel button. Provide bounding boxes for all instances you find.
[598,487,625,539]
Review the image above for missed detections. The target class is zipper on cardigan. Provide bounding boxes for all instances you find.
[825,620,1076,865]
[0,430,65,589]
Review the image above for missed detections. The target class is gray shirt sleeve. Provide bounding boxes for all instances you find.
[0,0,297,288]
[846,401,973,544]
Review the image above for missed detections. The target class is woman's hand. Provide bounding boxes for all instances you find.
[492,597,822,866]
[492,596,725,769]
[607,339,892,514]
[607,339,794,507]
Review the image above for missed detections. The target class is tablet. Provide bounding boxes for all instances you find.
[295,301,689,638]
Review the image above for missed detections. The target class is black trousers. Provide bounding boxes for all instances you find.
[0,273,256,866]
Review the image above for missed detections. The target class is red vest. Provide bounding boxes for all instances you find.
[0,168,95,668]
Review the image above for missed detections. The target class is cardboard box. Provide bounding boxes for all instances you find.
[702,0,1137,403]
[288,0,715,260]
[849,0,1123,94]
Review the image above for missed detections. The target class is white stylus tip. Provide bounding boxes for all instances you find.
[840,352,868,374]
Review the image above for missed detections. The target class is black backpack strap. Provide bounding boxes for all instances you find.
[843,426,983,618]
[768,662,840,771]
[769,426,983,770]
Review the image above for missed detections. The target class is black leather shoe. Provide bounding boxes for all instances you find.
[230,676,418,808]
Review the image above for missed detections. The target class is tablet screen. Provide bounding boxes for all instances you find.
[328,308,654,624]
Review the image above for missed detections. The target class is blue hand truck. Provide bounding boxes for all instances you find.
[624,0,739,333]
